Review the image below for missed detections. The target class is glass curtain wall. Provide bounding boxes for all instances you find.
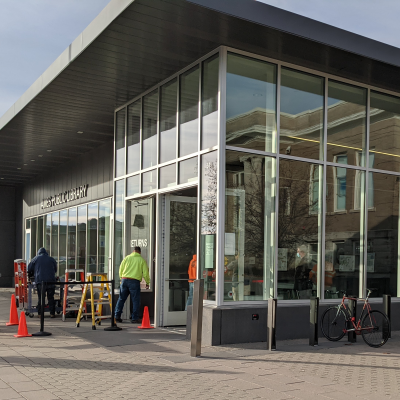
[113,47,400,301]
[87,203,98,273]
[127,100,141,174]
[30,218,37,259]
[25,199,111,277]
[114,181,124,285]
[59,210,67,278]
[115,109,126,177]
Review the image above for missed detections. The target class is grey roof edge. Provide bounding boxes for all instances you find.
[188,0,400,68]
[0,0,135,131]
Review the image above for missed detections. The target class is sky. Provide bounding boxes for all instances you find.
[0,0,110,118]
[0,0,399,119]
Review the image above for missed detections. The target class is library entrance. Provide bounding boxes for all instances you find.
[162,191,197,326]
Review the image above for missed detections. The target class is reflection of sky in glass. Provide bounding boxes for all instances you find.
[127,175,140,197]
[127,143,140,174]
[116,148,125,177]
[180,120,198,157]
[160,127,176,163]
[226,74,275,119]
[179,157,198,184]
[143,135,157,169]
[281,86,323,115]
[160,164,176,188]
[202,111,218,149]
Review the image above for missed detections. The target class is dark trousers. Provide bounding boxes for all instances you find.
[115,279,141,320]
[37,284,56,315]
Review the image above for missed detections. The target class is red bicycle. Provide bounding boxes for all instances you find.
[321,289,390,348]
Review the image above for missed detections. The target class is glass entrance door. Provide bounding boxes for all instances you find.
[163,196,197,326]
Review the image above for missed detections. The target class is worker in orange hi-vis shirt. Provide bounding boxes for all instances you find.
[186,255,197,310]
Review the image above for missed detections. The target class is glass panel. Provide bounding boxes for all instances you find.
[325,166,363,298]
[278,159,322,300]
[200,151,218,300]
[370,91,400,172]
[67,208,77,270]
[25,232,30,263]
[99,199,111,274]
[168,200,197,311]
[115,109,126,177]
[180,66,199,157]
[142,169,157,193]
[51,212,59,264]
[127,198,153,290]
[327,81,366,166]
[30,218,37,259]
[59,210,67,278]
[142,90,158,169]
[87,203,98,273]
[77,206,86,272]
[367,172,398,297]
[179,157,198,184]
[45,214,51,251]
[26,219,30,229]
[114,180,124,285]
[127,100,141,174]
[202,54,219,149]
[37,216,44,249]
[224,151,275,301]
[280,68,324,160]
[159,164,176,189]
[160,79,177,163]
[226,53,277,153]
[127,175,140,197]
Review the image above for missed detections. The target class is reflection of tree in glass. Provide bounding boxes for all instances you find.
[278,160,319,269]
[202,160,218,235]
[169,202,197,278]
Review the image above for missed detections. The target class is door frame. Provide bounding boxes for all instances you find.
[162,195,197,326]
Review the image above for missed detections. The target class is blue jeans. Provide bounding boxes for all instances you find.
[115,279,141,320]
[185,282,194,310]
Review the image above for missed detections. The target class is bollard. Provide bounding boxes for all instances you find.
[309,297,319,346]
[267,298,277,351]
[347,298,357,343]
[383,294,391,339]
[190,279,204,357]
[104,280,122,331]
[32,281,52,337]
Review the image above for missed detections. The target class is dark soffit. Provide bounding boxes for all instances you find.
[2,0,400,186]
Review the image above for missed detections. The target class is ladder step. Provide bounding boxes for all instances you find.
[83,300,110,304]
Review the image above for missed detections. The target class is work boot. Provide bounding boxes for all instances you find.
[115,317,123,323]
[50,314,55,318]
[131,319,141,324]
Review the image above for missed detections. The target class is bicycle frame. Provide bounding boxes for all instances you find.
[337,292,375,334]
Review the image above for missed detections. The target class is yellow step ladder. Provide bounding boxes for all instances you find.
[76,273,112,330]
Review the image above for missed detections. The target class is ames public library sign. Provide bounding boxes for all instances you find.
[41,184,88,209]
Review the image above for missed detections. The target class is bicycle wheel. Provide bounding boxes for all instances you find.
[361,310,390,348]
[321,306,347,341]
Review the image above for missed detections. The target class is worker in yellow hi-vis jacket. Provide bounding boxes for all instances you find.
[114,246,150,323]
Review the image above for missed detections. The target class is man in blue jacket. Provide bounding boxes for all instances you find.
[28,248,57,317]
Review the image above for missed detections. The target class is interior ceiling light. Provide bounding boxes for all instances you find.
[38,155,43,157]
[30,159,35,162]
[0,178,4,180]
[47,149,52,152]
[77,131,83,134]
[24,164,28,166]
[17,168,21,170]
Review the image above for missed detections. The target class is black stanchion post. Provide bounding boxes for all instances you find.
[309,297,319,346]
[32,281,52,337]
[347,298,356,343]
[267,298,277,351]
[383,294,391,339]
[104,279,122,331]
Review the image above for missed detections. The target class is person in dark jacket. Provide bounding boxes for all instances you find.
[28,248,57,317]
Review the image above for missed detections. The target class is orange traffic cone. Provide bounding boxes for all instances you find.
[138,306,154,329]
[6,294,19,326]
[14,312,32,338]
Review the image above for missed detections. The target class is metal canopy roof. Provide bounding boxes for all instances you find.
[2,0,400,186]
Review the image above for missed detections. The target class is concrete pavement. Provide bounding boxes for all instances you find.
[0,288,399,400]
